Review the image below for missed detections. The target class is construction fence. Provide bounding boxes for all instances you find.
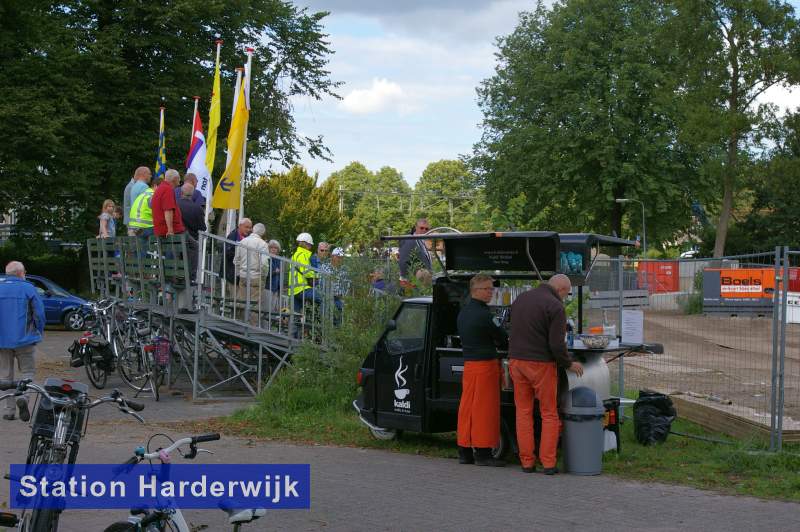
[584,248,797,450]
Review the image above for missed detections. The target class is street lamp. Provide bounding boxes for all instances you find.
[615,198,646,256]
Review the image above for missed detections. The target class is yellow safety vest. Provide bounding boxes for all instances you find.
[129,188,154,228]
[289,246,315,296]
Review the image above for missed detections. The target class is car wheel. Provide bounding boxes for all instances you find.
[63,310,85,331]
[492,427,509,460]
[369,427,402,441]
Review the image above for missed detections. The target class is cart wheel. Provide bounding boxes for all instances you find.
[492,427,509,460]
[369,427,402,441]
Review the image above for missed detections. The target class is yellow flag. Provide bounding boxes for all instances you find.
[211,82,249,209]
[205,45,222,176]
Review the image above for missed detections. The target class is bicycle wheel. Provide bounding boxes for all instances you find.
[84,350,108,389]
[28,442,65,532]
[118,346,152,392]
[152,361,161,402]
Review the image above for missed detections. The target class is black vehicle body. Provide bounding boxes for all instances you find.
[353,232,635,452]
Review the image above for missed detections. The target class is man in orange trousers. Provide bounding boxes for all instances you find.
[509,274,584,474]
[457,274,508,467]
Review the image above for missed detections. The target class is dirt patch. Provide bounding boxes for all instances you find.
[611,310,800,426]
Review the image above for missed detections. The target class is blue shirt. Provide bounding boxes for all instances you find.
[131,181,150,204]
[0,277,45,349]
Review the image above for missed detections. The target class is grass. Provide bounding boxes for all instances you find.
[177,267,800,502]
[185,397,800,501]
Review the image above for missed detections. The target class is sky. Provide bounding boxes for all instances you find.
[283,0,800,187]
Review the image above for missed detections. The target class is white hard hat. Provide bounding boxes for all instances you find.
[296,232,314,245]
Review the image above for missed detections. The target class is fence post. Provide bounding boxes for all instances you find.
[777,246,790,451]
[769,246,781,451]
[617,257,625,416]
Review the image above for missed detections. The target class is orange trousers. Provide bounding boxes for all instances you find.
[457,359,501,449]
[510,359,560,469]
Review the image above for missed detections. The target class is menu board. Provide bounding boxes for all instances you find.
[444,235,559,272]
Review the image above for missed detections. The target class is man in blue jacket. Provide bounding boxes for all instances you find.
[0,261,45,421]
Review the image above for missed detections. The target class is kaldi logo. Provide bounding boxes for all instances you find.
[721,276,762,286]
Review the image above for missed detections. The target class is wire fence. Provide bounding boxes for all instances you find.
[584,250,799,448]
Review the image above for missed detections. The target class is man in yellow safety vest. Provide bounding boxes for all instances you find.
[128,187,155,241]
[291,232,322,312]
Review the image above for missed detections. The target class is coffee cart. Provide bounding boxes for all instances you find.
[353,231,654,457]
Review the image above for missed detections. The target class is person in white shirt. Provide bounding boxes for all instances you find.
[233,223,269,325]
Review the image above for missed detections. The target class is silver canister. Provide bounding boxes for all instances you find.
[501,358,513,391]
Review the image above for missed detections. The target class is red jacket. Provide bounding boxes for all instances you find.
[151,181,185,236]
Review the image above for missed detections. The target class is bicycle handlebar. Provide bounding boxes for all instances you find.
[120,433,221,465]
[0,380,145,420]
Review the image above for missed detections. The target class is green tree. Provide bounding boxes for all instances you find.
[0,0,339,240]
[414,160,483,230]
[669,0,800,257]
[244,165,346,252]
[348,166,412,246]
[472,0,701,242]
[327,162,374,217]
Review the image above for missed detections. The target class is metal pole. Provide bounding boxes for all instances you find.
[617,257,625,418]
[239,47,254,218]
[640,200,647,257]
[769,246,781,451]
[225,68,244,236]
[777,246,789,450]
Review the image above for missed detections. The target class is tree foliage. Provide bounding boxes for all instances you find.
[244,165,345,251]
[0,0,338,240]
[668,0,800,257]
[473,0,700,242]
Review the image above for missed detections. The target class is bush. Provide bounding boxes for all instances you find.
[679,270,704,315]
[0,239,88,292]
[234,255,400,438]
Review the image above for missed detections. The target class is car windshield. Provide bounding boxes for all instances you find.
[44,281,72,297]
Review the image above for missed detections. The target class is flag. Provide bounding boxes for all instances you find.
[186,110,212,201]
[154,107,167,181]
[211,81,249,210]
[206,43,222,177]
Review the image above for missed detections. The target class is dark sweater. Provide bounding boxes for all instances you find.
[509,284,572,368]
[457,298,508,361]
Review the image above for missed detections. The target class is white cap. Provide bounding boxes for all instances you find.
[332,247,345,257]
[296,232,314,245]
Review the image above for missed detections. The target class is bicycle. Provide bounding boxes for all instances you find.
[0,378,145,532]
[102,433,265,532]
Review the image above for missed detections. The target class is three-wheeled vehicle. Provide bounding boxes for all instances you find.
[353,231,646,458]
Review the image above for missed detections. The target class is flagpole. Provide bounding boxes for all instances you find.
[225,68,245,236]
[190,96,200,151]
[239,47,254,220]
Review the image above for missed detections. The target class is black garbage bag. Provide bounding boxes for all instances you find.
[633,391,677,445]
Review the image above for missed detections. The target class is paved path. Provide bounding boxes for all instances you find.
[0,330,798,531]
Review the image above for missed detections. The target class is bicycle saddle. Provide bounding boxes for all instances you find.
[225,508,266,524]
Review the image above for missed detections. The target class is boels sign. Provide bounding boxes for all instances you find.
[715,268,775,299]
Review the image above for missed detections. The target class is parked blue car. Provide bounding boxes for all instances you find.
[0,274,91,330]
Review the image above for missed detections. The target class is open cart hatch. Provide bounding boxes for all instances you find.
[383,231,560,276]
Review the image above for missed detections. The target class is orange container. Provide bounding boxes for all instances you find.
[588,326,604,334]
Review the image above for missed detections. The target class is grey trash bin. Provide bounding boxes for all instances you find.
[560,386,606,475]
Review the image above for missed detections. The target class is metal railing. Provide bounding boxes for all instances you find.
[583,249,797,450]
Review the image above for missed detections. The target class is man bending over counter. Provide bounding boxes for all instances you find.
[509,274,584,475]
[456,274,509,467]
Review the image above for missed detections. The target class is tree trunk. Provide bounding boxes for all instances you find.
[714,24,740,259]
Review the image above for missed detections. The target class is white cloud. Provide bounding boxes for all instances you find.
[339,78,413,115]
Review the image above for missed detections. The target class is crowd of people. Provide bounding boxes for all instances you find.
[95,166,439,322]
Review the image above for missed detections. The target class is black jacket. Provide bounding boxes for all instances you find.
[398,237,432,278]
[224,228,243,284]
[177,197,206,240]
[509,284,572,368]
[457,298,508,361]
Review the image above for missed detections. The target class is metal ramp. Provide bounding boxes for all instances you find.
[86,232,336,400]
